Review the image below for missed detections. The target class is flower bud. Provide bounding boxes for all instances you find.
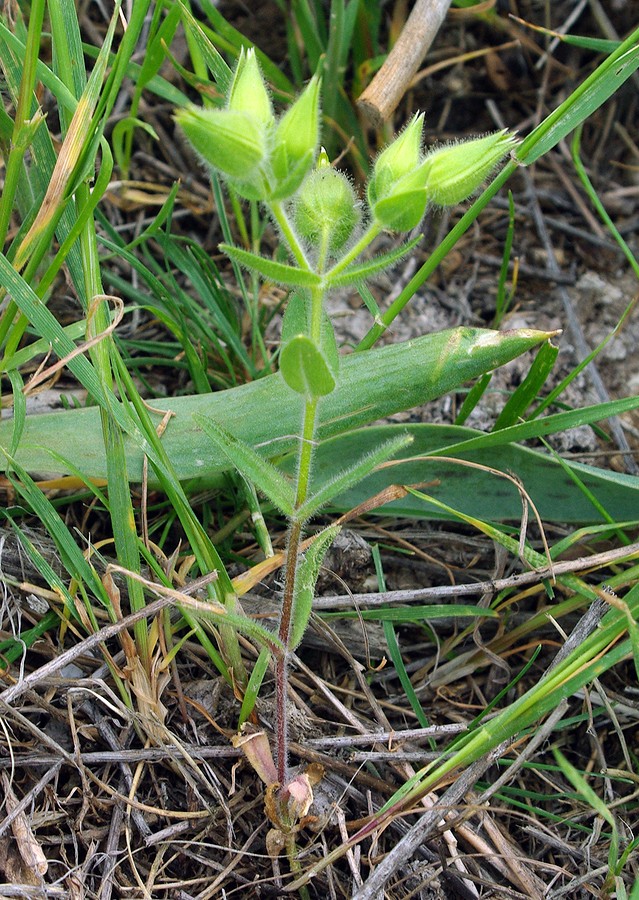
[271,75,321,199]
[175,107,268,180]
[293,157,360,253]
[423,130,518,206]
[369,185,428,231]
[367,113,425,207]
[367,114,429,231]
[228,47,273,127]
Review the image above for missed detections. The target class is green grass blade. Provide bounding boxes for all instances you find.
[383,620,431,729]
[0,0,45,248]
[436,397,639,454]
[517,27,639,165]
[0,252,113,413]
[178,0,233,94]
[325,605,499,622]
[571,126,639,279]
[493,340,559,430]
[197,0,293,93]
[239,647,271,727]
[290,0,325,72]
[454,373,492,426]
[1,454,110,607]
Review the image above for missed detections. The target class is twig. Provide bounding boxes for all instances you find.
[0,763,61,839]
[351,596,611,896]
[98,785,126,900]
[350,749,506,900]
[0,745,239,769]
[357,0,452,126]
[312,540,639,609]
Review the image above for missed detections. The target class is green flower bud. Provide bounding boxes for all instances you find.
[175,107,268,181]
[368,113,425,206]
[367,114,430,231]
[423,130,518,206]
[228,47,273,127]
[271,75,321,199]
[293,158,359,253]
[369,172,428,231]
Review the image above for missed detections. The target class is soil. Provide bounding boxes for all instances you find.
[1,2,639,898]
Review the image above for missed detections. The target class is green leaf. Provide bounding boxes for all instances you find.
[0,452,109,605]
[238,646,271,726]
[320,309,339,379]
[281,294,339,380]
[553,747,620,869]
[325,605,498,622]
[281,291,309,343]
[0,252,136,437]
[517,31,639,165]
[553,748,616,829]
[431,396,639,458]
[371,189,427,231]
[326,235,422,288]
[219,243,321,287]
[454,372,491,425]
[560,35,619,53]
[297,433,413,520]
[178,594,284,653]
[178,0,233,92]
[493,340,558,430]
[280,334,336,399]
[194,415,296,516]
[290,524,341,650]
[197,0,293,93]
[0,327,555,483]
[383,619,430,728]
[305,423,639,524]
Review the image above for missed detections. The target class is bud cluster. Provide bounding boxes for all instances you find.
[368,114,518,231]
[175,48,321,202]
[176,52,518,248]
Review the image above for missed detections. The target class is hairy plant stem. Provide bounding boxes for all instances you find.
[325,220,381,279]
[275,395,318,783]
[270,201,311,270]
[272,217,380,784]
[276,516,303,784]
[275,282,324,783]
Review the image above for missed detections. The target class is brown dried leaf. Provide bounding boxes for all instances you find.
[1,774,48,878]
[265,827,286,859]
[232,726,278,786]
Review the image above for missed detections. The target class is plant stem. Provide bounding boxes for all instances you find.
[295,398,318,505]
[276,516,303,783]
[274,281,324,781]
[270,201,311,270]
[356,161,517,350]
[275,387,320,782]
[324,219,381,279]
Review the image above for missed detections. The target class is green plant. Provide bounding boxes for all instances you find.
[172,46,544,830]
